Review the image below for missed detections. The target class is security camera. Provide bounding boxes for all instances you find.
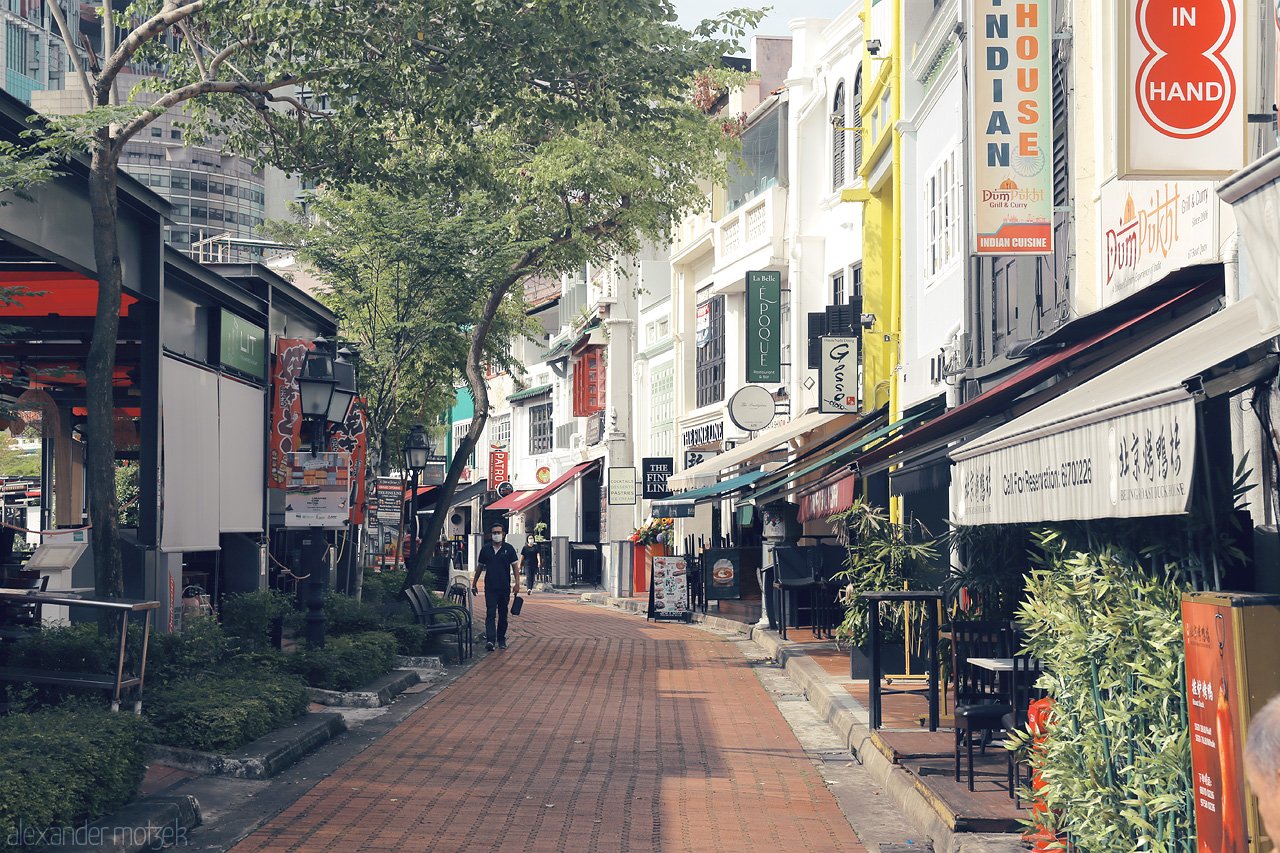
[867,39,882,55]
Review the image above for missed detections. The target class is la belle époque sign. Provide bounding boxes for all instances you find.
[1121,0,1244,176]
[746,271,781,383]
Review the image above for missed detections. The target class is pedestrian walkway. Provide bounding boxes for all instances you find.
[230,597,866,853]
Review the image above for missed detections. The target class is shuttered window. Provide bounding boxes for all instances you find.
[832,82,846,193]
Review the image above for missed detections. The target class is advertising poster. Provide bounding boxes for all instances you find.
[970,0,1054,254]
[268,338,314,488]
[328,399,368,524]
[651,556,689,618]
[283,451,352,528]
[1181,596,1248,853]
[608,467,637,505]
[746,270,782,382]
[704,548,741,600]
[374,477,403,524]
[1122,0,1244,176]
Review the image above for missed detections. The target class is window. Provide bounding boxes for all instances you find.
[529,403,553,454]
[832,82,846,192]
[150,127,162,137]
[191,177,208,192]
[650,366,674,428]
[171,129,182,140]
[657,317,669,339]
[454,422,476,469]
[490,414,511,449]
[832,271,845,306]
[695,295,726,408]
[923,148,960,281]
[171,174,189,191]
[572,347,606,416]
[851,74,863,174]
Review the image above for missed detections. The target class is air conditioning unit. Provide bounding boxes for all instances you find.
[447,512,466,538]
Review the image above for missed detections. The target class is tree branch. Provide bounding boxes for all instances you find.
[44,0,93,108]
[99,1,205,97]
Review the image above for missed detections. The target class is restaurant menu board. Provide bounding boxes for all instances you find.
[703,548,741,600]
[1182,595,1248,853]
[374,477,403,524]
[284,452,351,528]
[650,556,689,619]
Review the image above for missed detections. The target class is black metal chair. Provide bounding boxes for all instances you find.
[406,584,472,662]
[1002,628,1045,806]
[813,544,849,639]
[950,620,1015,791]
[772,545,822,640]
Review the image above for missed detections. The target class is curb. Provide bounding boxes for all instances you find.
[578,593,1027,853]
[144,712,347,780]
[307,669,420,708]
[396,655,445,669]
[38,795,200,853]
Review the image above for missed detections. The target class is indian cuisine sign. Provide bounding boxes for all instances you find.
[970,0,1054,255]
[1121,0,1244,176]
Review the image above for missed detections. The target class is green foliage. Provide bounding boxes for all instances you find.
[286,632,398,692]
[830,498,939,647]
[0,704,145,851]
[382,623,439,657]
[143,673,309,754]
[0,434,38,477]
[115,461,139,527]
[321,591,387,636]
[145,614,235,686]
[360,569,409,605]
[1017,526,1195,853]
[945,522,1033,621]
[1,623,118,674]
[220,590,296,649]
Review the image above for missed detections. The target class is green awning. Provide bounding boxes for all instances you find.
[651,470,767,519]
[507,383,553,403]
[742,409,931,505]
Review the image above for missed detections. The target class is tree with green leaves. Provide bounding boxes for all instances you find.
[0,0,758,600]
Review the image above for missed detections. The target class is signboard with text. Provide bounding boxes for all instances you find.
[1120,0,1245,176]
[969,0,1054,254]
[650,556,690,619]
[746,270,782,382]
[684,449,721,470]
[219,309,266,380]
[608,467,637,505]
[284,452,352,528]
[818,337,860,414]
[642,457,674,499]
[1100,178,1217,305]
[374,477,403,523]
[489,446,509,487]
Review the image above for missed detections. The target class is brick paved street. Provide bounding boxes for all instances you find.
[231,597,866,852]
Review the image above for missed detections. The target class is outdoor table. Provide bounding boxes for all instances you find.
[0,588,159,713]
[859,589,943,731]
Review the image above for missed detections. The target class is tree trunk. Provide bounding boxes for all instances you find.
[86,135,124,600]
[402,259,534,593]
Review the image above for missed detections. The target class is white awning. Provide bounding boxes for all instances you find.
[669,409,843,490]
[951,299,1273,525]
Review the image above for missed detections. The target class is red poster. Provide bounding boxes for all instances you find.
[1182,598,1248,852]
[490,446,509,486]
[268,338,314,488]
[329,399,369,524]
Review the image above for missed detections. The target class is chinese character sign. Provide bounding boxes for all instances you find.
[970,0,1054,254]
[328,399,368,524]
[268,338,314,488]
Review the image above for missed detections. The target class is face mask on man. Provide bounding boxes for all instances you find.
[492,533,504,544]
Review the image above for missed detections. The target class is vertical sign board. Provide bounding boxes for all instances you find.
[1120,0,1244,176]
[608,467,637,505]
[650,556,690,619]
[969,0,1054,255]
[704,548,741,600]
[746,270,782,383]
[489,446,509,487]
[819,336,860,414]
[642,457,674,499]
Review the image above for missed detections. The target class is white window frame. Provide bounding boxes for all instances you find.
[923,145,961,285]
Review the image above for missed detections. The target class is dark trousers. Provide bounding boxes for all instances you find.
[484,585,510,645]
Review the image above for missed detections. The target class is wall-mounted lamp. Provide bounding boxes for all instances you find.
[860,313,877,330]
[866,39,882,56]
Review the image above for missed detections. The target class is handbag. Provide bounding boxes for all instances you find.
[510,594,524,616]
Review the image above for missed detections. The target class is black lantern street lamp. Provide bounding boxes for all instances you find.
[327,349,358,426]
[402,423,432,572]
[297,339,337,455]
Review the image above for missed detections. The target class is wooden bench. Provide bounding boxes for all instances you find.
[405,585,472,662]
[0,588,159,713]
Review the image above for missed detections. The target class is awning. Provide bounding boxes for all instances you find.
[405,485,438,502]
[889,448,951,496]
[501,460,601,515]
[951,299,1274,525]
[487,489,534,512]
[669,409,844,490]
[442,479,489,509]
[651,470,768,519]
[744,408,932,508]
[851,275,1224,478]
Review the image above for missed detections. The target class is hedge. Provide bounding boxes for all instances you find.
[0,706,145,852]
[287,631,398,691]
[143,672,309,754]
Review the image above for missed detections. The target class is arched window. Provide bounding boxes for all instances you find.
[832,82,846,192]
[851,71,863,175]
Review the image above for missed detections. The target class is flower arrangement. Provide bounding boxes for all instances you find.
[629,517,673,545]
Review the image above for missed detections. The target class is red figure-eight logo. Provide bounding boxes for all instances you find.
[1135,0,1236,139]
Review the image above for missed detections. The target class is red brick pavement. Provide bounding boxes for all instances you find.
[232,597,866,853]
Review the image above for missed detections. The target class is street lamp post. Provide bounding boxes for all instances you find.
[402,423,432,575]
[295,338,358,648]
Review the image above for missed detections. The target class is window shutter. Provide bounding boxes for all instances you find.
[851,74,863,175]
[832,83,846,193]
[807,312,828,369]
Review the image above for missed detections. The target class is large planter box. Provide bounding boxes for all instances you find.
[632,543,667,593]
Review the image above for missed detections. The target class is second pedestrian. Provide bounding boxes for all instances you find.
[473,523,520,650]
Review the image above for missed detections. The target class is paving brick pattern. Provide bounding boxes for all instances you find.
[232,598,865,853]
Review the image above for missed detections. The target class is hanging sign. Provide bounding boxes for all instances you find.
[268,338,314,488]
[746,270,782,382]
[818,336,860,414]
[642,457,674,499]
[728,385,776,431]
[218,310,266,380]
[695,299,712,347]
[969,0,1054,254]
[1120,0,1245,176]
[1100,178,1217,306]
[684,449,721,470]
[489,446,509,487]
[608,467,637,505]
[328,398,369,524]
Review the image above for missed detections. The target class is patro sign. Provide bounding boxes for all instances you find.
[970,0,1054,255]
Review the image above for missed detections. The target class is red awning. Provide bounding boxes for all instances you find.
[487,490,535,512]
[798,473,857,523]
[0,271,138,317]
[502,460,601,515]
[404,485,438,502]
[853,277,1221,474]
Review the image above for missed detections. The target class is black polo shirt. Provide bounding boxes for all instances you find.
[478,541,519,589]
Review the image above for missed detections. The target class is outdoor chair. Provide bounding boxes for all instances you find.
[813,544,849,639]
[772,545,822,640]
[950,620,1015,791]
[406,584,472,662]
[1001,628,1045,806]
[0,570,48,641]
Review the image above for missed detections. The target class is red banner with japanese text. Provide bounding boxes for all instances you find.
[268,338,314,488]
[329,400,369,524]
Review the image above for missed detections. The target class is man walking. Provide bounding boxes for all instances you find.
[473,523,520,651]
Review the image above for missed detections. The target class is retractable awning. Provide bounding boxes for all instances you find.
[501,460,601,516]
[951,299,1275,525]
[652,470,768,519]
[669,409,843,490]
[487,490,535,512]
[441,479,489,509]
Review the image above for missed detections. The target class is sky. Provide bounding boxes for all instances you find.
[673,0,854,51]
